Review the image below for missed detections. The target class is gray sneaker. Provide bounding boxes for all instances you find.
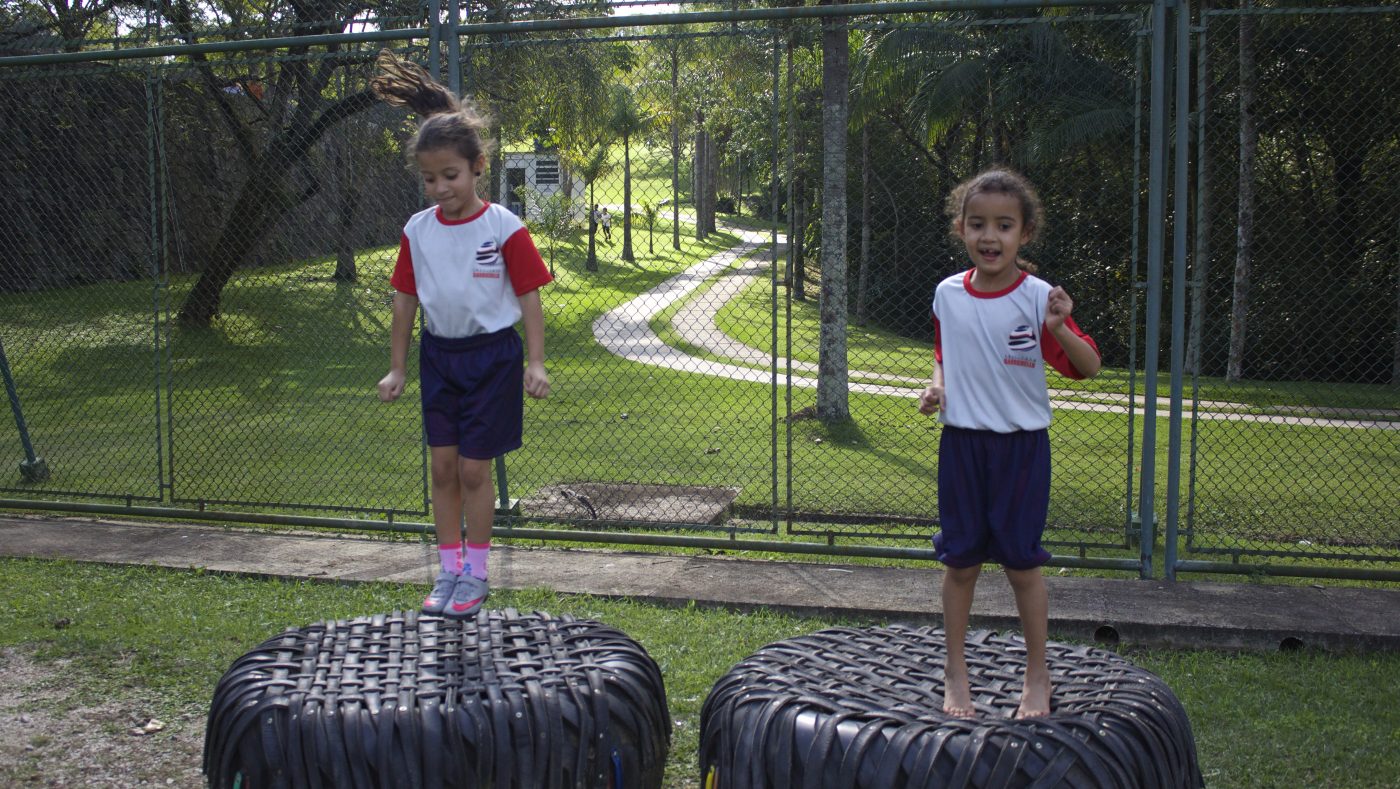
[422,571,458,615]
[444,573,489,619]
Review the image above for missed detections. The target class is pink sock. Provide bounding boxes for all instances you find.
[464,542,490,580]
[438,542,462,574]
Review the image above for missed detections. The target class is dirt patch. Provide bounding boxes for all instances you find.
[0,648,206,787]
[522,483,740,524]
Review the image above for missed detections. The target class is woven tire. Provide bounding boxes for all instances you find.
[204,608,670,788]
[700,626,1202,789]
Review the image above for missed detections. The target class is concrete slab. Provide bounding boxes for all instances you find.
[2,514,1397,652]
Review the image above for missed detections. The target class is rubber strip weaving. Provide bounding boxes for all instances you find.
[204,609,670,788]
[699,626,1202,789]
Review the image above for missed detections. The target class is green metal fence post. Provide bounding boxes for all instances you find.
[427,0,441,77]
[770,29,782,536]
[1138,0,1171,580]
[446,0,461,94]
[1183,12,1210,566]
[0,338,47,482]
[495,455,517,513]
[1164,0,1191,581]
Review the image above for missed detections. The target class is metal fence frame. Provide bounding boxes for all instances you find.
[1,0,1396,582]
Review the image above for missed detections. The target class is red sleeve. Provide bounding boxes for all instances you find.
[1041,315,1099,379]
[389,234,416,295]
[932,315,943,364]
[502,226,552,296]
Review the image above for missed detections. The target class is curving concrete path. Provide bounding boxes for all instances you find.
[593,227,1400,430]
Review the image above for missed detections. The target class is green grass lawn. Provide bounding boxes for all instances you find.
[1,558,1396,788]
[0,207,1396,560]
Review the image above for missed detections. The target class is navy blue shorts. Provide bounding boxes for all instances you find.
[933,426,1052,570]
[419,328,524,459]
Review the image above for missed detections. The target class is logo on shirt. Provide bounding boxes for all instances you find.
[1003,324,1039,368]
[1008,324,1038,352]
[475,241,501,266]
[473,240,502,278]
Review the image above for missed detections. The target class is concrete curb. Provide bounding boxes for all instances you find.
[3,515,1397,653]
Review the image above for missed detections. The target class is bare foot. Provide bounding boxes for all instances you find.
[1014,669,1052,719]
[942,672,976,718]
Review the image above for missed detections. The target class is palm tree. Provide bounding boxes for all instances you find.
[566,142,614,272]
[855,16,1133,175]
[640,201,659,255]
[609,86,653,264]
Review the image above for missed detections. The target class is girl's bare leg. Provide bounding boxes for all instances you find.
[941,565,981,717]
[429,446,464,546]
[1005,567,1052,718]
[458,457,495,546]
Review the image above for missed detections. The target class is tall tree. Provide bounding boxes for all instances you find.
[669,37,682,250]
[566,141,613,272]
[168,0,387,326]
[816,0,849,422]
[15,0,120,51]
[609,85,651,264]
[1186,0,1212,376]
[1228,9,1258,382]
[694,111,712,240]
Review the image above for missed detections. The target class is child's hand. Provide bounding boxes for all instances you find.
[378,370,405,402]
[524,362,550,399]
[1046,286,1074,332]
[918,384,944,415]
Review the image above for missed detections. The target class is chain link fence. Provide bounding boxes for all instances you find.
[1184,3,1400,571]
[1,0,1396,579]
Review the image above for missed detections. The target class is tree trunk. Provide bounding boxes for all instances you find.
[735,153,743,217]
[787,39,809,303]
[671,45,682,251]
[856,124,870,326]
[694,115,708,240]
[175,87,376,325]
[872,166,899,296]
[333,136,359,283]
[1186,14,1210,376]
[1227,11,1257,382]
[586,182,598,272]
[622,133,635,262]
[490,121,503,203]
[178,168,277,325]
[817,2,850,422]
[793,178,807,301]
[704,133,719,234]
[1393,222,1400,386]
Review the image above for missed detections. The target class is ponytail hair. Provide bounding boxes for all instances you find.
[945,168,1045,273]
[371,49,495,166]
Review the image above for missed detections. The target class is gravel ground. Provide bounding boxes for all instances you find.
[0,648,206,787]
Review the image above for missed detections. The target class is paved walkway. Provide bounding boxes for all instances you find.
[3,515,1397,653]
[596,225,1400,429]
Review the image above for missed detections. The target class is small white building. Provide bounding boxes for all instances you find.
[497,151,586,221]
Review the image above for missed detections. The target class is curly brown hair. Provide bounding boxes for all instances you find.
[945,169,1045,273]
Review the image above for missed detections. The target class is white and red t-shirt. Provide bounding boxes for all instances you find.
[390,202,552,338]
[932,270,1098,432]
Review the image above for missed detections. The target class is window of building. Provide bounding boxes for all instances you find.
[534,159,560,185]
